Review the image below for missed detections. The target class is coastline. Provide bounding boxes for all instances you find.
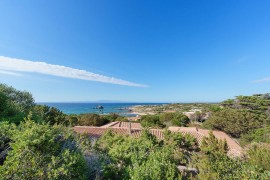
[38,102,166,115]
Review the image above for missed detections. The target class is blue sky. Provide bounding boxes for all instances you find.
[0,0,270,102]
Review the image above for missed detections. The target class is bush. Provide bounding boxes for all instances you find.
[0,120,88,179]
[160,112,190,127]
[0,84,36,124]
[0,84,34,115]
[78,114,109,126]
[240,126,270,145]
[115,116,128,122]
[140,115,164,128]
[246,143,270,171]
[103,113,121,122]
[95,129,196,179]
[0,122,17,165]
[32,105,68,125]
[193,132,270,179]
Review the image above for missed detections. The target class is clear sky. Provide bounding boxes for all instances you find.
[0,0,270,103]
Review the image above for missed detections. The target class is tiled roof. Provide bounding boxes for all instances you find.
[74,122,242,157]
[100,121,142,129]
[73,126,130,139]
[168,127,242,157]
[73,126,162,139]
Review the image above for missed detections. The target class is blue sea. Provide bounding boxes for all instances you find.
[38,103,166,116]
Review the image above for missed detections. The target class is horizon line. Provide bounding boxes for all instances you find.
[37,101,220,104]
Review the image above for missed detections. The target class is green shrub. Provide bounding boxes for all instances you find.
[160,112,190,127]
[246,143,270,171]
[78,113,109,126]
[0,120,88,179]
[140,115,164,128]
[95,129,194,179]
[32,105,68,125]
[240,126,270,145]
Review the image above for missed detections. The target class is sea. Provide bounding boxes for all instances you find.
[38,103,166,116]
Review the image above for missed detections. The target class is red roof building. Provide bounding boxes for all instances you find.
[73,121,242,157]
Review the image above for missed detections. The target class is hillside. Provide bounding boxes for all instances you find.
[0,83,270,179]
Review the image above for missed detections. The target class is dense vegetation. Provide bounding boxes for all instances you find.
[204,94,270,145]
[94,129,199,179]
[140,112,190,128]
[0,83,127,127]
[0,84,34,124]
[0,120,88,179]
[1,83,270,179]
[192,132,270,179]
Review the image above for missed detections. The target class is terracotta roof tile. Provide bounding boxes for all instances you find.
[100,121,142,129]
[74,122,243,157]
[168,127,242,157]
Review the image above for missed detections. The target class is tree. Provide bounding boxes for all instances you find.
[159,113,176,123]
[172,113,190,126]
[204,108,267,138]
[0,84,35,124]
[160,112,190,127]
[140,115,164,128]
[221,94,270,113]
[0,83,35,114]
[0,92,8,116]
[32,105,68,125]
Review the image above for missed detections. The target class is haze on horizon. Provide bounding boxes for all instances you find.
[0,0,270,103]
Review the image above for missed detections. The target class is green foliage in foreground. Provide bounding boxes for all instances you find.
[246,143,270,171]
[95,129,198,179]
[0,122,17,165]
[0,120,88,180]
[240,126,270,145]
[1,83,270,179]
[193,132,270,180]
[193,131,241,179]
